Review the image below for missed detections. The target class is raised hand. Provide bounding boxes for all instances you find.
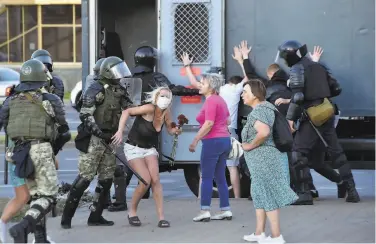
[232,46,243,63]
[309,46,324,62]
[240,40,252,59]
[181,52,193,66]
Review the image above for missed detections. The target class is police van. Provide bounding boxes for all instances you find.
[80,0,375,198]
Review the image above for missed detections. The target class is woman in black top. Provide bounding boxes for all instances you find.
[112,86,181,228]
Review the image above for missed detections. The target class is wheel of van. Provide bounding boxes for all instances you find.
[183,165,250,198]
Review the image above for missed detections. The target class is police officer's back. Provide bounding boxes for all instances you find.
[1,59,69,243]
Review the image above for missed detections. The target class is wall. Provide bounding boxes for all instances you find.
[225,0,375,117]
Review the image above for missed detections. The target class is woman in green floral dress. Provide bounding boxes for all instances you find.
[240,79,298,244]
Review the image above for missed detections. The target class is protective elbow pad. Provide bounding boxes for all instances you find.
[330,83,342,97]
[291,92,304,105]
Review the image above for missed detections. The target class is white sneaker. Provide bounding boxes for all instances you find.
[193,211,211,222]
[258,235,286,244]
[0,220,7,244]
[211,210,233,220]
[32,235,55,244]
[243,232,266,242]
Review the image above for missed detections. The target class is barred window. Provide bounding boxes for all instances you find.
[173,3,210,63]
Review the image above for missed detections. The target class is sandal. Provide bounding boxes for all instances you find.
[158,220,170,228]
[128,215,142,226]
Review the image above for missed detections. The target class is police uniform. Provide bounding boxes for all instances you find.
[278,40,360,204]
[60,56,133,229]
[0,59,69,243]
[108,45,199,212]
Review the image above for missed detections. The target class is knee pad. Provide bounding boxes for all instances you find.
[69,175,91,201]
[114,165,125,178]
[291,152,308,169]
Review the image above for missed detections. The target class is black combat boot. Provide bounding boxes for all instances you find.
[108,176,127,212]
[33,217,53,243]
[292,168,313,205]
[9,215,36,243]
[61,175,91,229]
[337,160,360,202]
[337,181,347,198]
[87,179,115,226]
[309,183,319,199]
[344,178,360,203]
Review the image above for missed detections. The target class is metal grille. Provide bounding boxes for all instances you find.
[172,2,210,63]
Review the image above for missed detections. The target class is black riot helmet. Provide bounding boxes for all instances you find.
[278,40,308,67]
[93,58,106,77]
[31,49,54,72]
[134,46,158,70]
[99,56,132,82]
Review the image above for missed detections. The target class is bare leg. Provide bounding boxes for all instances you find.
[145,155,165,221]
[127,158,151,218]
[1,185,30,243]
[227,166,241,198]
[265,209,281,238]
[1,185,30,222]
[255,209,266,235]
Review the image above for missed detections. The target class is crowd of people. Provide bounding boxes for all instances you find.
[0,38,360,244]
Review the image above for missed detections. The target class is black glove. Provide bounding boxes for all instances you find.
[99,132,113,144]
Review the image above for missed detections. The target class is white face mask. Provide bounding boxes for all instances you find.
[156,97,171,110]
[287,79,291,87]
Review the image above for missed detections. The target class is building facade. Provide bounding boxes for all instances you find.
[0,0,82,91]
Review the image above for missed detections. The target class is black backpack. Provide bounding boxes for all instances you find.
[265,106,293,152]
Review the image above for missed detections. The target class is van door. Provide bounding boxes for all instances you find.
[158,0,225,163]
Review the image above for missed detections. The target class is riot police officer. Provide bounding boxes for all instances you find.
[278,40,360,203]
[0,59,69,243]
[108,45,200,212]
[31,49,65,101]
[60,56,133,229]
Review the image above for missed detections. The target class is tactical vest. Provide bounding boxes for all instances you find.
[7,93,54,140]
[93,84,125,133]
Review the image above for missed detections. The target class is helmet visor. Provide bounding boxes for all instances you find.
[110,62,132,79]
[46,70,53,81]
[34,55,53,65]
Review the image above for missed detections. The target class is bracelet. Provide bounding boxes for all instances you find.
[184,64,190,67]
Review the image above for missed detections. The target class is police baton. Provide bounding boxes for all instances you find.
[302,110,329,148]
[100,140,148,186]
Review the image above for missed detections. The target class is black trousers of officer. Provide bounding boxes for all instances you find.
[289,144,342,193]
[292,116,354,195]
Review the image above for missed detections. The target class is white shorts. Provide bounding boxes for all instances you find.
[226,127,240,167]
[123,143,159,161]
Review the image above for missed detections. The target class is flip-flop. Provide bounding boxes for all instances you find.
[128,215,142,226]
[158,220,170,228]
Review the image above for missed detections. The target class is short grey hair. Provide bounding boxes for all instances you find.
[201,73,225,94]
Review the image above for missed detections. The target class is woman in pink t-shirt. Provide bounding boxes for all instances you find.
[187,73,232,222]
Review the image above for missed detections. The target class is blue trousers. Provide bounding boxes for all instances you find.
[200,137,231,210]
